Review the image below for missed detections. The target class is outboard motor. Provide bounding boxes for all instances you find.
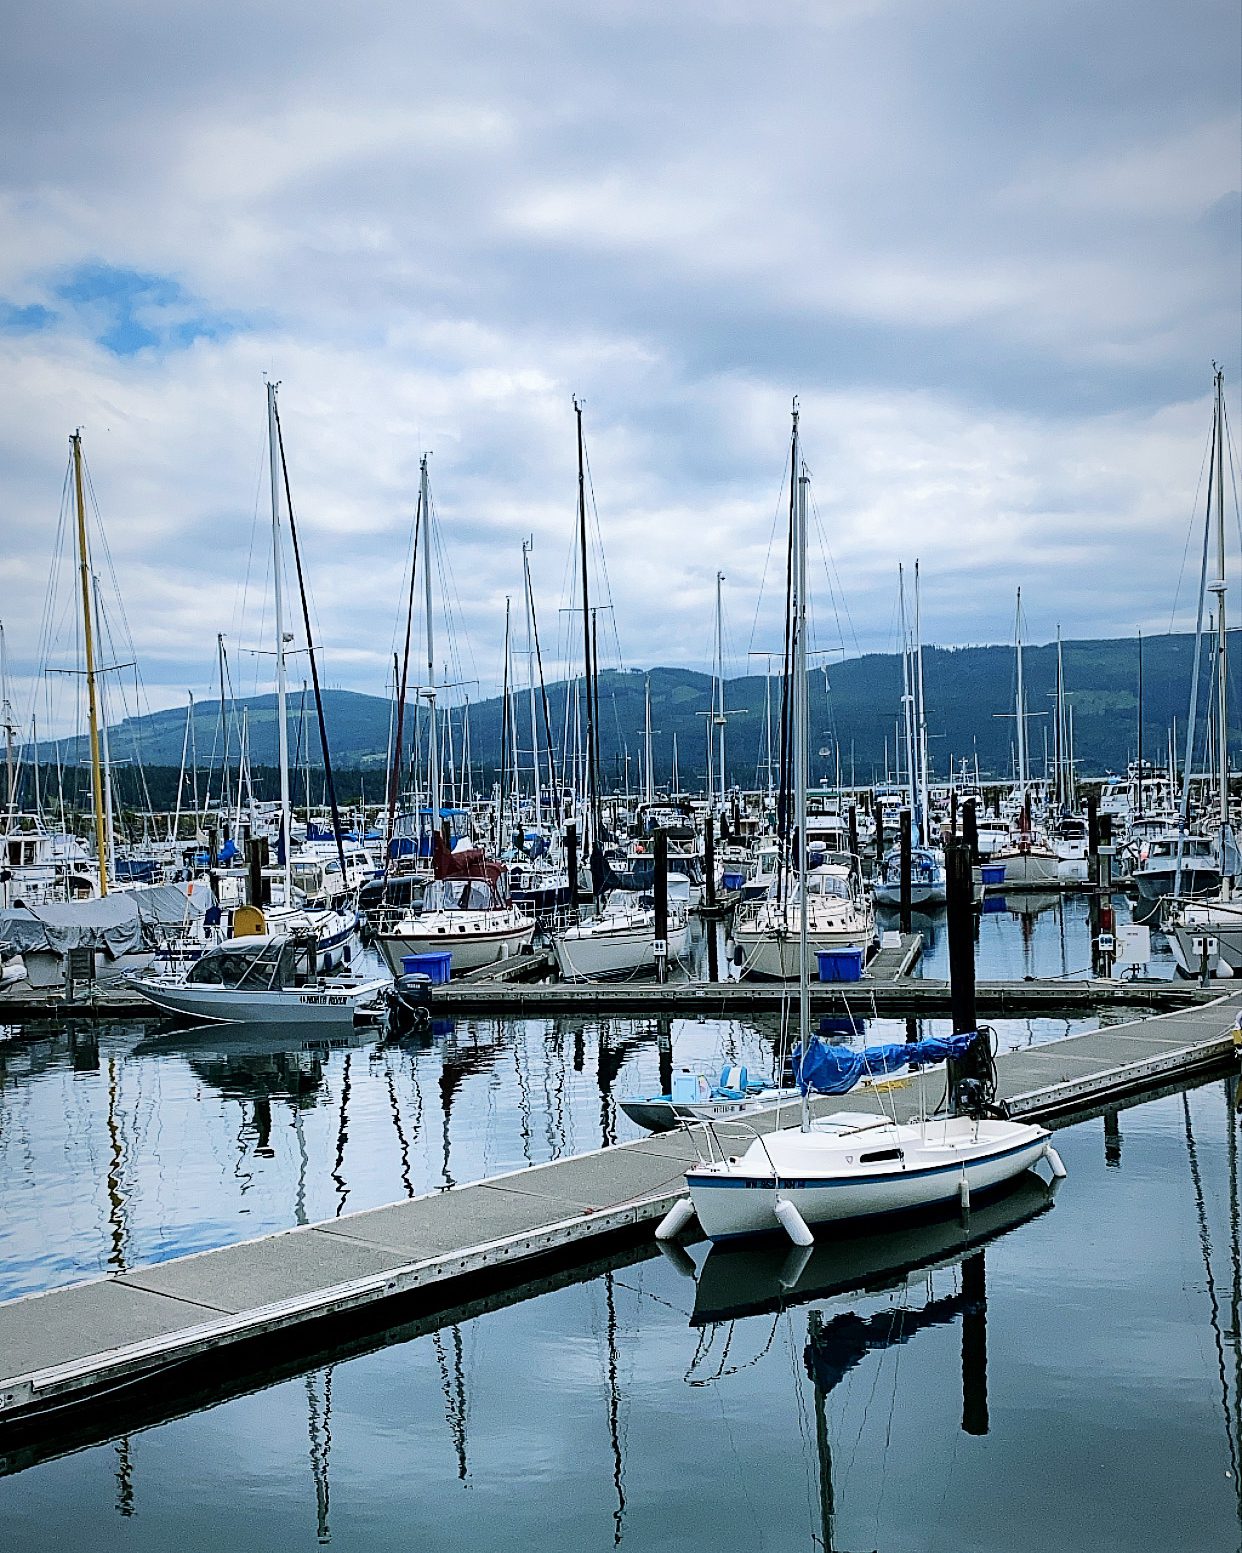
[383,971,433,1037]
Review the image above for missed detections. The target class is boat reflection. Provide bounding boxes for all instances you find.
[689,1170,1056,1325]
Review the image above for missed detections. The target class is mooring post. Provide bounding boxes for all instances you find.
[653,828,669,983]
[962,798,979,866]
[1086,792,1101,973]
[899,807,912,935]
[704,809,717,911]
[945,840,978,1113]
[566,821,579,911]
[961,1251,989,1436]
[1098,812,1115,977]
[950,788,958,839]
[873,796,884,867]
[847,804,859,866]
[657,1015,673,1097]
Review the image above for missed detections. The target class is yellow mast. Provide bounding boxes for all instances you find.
[71,431,109,896]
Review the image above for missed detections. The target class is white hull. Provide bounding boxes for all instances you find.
[374,910,535,975]
[871,880,946,908]
[734,923,871,980]
[552,913,689,982]
[990,849,1061,890]
[687,1115,1051,1241]
[130,974,389,1025]
[1166,902,1242,978]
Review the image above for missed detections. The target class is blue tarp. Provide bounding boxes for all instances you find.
[792,1033,977,1095]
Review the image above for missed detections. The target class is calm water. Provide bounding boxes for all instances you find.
[3,897,1236,1551]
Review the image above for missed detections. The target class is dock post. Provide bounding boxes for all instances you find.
[658,1014,673,1096]
[653,828,669,983]
[704,809,717,911]
[847,804,859,867]
[874,796,884,867]
[945,840,979,1113]
[1086,793,1101,973]
[899,807,912,935]
[962,798,979,865]
[566,821,579,911]
[1098,813,1115,977]
[961,1251,989,1435]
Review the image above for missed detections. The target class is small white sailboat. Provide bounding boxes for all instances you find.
[657,407,1059,1248]
[551,885,689,981]
[620,1064,801,1132]
[734,864,874,979]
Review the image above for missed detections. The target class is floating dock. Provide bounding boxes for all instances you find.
[1,987,1238,1457]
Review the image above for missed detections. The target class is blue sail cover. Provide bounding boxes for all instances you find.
[793,1033,977,1096]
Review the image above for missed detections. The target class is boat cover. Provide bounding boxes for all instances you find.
[0,894,142,959]
[793,1033,976,1095]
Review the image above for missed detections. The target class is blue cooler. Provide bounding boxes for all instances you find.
[980,864,1006,887]
[401,951,453,984]
[817,947,864,983]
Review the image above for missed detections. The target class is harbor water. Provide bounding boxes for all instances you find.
[1,895,1237,1550]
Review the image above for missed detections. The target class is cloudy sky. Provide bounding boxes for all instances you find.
[1,0,1238,735]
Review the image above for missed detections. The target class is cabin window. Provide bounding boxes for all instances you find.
[858,1148,903,1164]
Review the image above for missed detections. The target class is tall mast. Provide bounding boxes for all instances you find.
[0,620,15,812]
[1014,588,1028,796]
[792,407,812,1134]
[898,566,918,842]
[522,540,541,824]
[913,560,930,838]
[1212,367,1229,846]
[644,674,654,805]
[574,398,598,843]
[421,454,440,844]
[71,432,108,895]
[1055,626,1065,810]
[92,573,116,876]
[714,570,726,806]
[1135,628,1143,818]
[216,632,231,814]
[266,382,291,901]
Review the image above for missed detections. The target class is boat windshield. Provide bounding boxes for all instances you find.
[423,878,500,912]
[187,939,283,990]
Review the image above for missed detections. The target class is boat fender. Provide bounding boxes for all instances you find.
[1044,1143,1067,1179]
[774,1196,814,1248]
[958,1174,971,1216]
[655,1198,697,1242]
[656,1239,697,1279]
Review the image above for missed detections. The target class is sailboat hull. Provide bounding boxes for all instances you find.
[687,1117,1051,1241]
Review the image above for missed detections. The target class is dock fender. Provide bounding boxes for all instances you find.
[655,1197,697,1241]
[774,1196,814,1247]
[1043,1142,1068,1179]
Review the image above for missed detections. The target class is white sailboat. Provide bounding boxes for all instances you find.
[657,406,1059,1247]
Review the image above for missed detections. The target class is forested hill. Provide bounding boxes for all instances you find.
[46,632,1241,789]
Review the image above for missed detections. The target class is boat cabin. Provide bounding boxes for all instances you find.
[186,934,317,991]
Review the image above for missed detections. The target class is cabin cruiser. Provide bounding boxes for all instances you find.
[551,877,690,982]
[872,844,947,907]
[1132,832,1220,920]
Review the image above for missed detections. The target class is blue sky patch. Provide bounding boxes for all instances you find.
[0,301,55,333]
[49,261,238,355]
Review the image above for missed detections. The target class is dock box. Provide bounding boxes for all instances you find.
[401,951,453,984]
[817,947,864,983]
[980,863,1006,887]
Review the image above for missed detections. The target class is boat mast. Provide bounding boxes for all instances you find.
[714,570,726,807]
[71,432,109,895]
[898,566,918,844]
[421,454,440,848]
[913,560,930,841]
[1135,628,1143,819]
[0,620,15,813]
[793,407,812,1135]
[265,382,292,902]
[1014,588,1028,799]
[1210,367,1229,883]
[574,398,598,847]
[522,540,541,826]
[643,674,654,806]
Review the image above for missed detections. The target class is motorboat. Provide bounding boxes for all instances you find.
[620,1064,801,1132]
[129,933,389,1025]
[871,844,947,907]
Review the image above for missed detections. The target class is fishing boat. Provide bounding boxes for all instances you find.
[130,933,389,1025]
[655,406,1059,1249]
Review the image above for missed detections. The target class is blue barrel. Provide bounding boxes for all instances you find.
[817,947,864,983]
[401,951,453,984]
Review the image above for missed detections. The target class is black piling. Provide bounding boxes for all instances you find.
[653,828,669,984]
[1086,793,1100,970]
[899,808,912,934]
[703,811,717,912]
[246,836,270,908]
[961,1251,989,1436]
[566,821,579,910]
[945,841,980,1114]
[962,798,979,866]
[847,804,859,866]
[874,798,884,864]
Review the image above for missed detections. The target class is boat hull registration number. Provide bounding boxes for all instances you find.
[298,993,350,1006]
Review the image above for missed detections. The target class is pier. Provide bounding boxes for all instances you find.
[1,986,1237,1455]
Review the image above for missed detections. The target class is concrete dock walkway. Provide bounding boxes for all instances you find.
[1,988,1237,1447]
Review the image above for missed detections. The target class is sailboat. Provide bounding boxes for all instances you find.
[657,406,1059,1246]
[1164,369,1241,974]
[872,563,947,907]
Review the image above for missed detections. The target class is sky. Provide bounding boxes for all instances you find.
[0,0,1239,738]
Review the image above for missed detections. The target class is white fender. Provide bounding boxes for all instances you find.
[774,1196,814,1247]
[958,1174,971,1215]
[1044,1143,1067,1179]
[655,1197,697,1241]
